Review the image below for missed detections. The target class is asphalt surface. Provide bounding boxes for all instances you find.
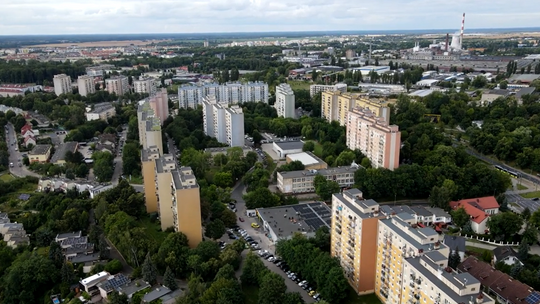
[231,183,316,303]
[111,126,128,186]
[5,123,39,178]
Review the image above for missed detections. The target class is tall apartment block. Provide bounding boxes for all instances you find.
[178,81,269,109]
[309,83,347,97]
[275,83,296,118]
[331,189,382,294]
[137,101,163,154]
[106,76,129,96]
[321,91,390,126]
[172,167,202,248]
[53,74,72,96]
[77,75,95,97]
[346,108,401,170]
[202,96,245,147]
[148,89,169,125]
[141,147,160,213]
[133,77,157,95]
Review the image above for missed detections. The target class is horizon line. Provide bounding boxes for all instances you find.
[1,27,540,37]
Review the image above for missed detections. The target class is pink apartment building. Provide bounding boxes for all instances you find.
[346,108,401,170]
[148,89,169,125]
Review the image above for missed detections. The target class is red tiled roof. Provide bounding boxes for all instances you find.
[458,256,536,304]
[449,196,499,224]
[21,124,32,133]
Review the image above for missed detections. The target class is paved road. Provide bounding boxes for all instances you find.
[111,125,128,185]
[231,183,315,303]
[5,123,39,178]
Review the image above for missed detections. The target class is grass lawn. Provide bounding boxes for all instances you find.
[139,217,169,244]
[517,184,528,190]
[129,175,143,185]
[465,246,492,256]
[288,80,312,91]
[520,191,540,199]
[345,292,383,304]
[36,247,49,256]
[312,142,324,158]
[0,173,15,182]
[242,285,259,304]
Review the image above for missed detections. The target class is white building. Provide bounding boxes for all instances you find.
[133,77,157,95]
[77,75,95,97]
[85,102,116,121]
[309,83,347,97]
[106,76,129,96]
[202,96,245,147]
[53,74,72,96]
[275,83,295,118]
[178,82,269,109]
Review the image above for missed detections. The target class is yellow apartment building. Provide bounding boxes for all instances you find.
[154,155,177,230]
[137,101,163,154]
[321,91,390,126]
[331,189,383,294]
[141,147,160,213]
[171,167,202,248]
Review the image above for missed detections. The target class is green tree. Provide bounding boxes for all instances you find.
[61,262,76,284]
[214,172,234,188]
[487,212,524,241]
[243,187,281,209]
[49,241,64,269]
[75,163,89,178]
[258,272,287,304]
[142,252,158,285]
[105,259,123,274]
[451,207,469,228]
[156,232,190,276]
[122,142,141,176]
[448,248,461,269]
[252,129,263,145]
[302,141,315,152]
[282,292,305,304]
[205,219,226,239]
[314,174,340,201]
[163,266,178,291]
[240,252,266,286]
[517,240,530,261]
[93,151,114,182]
[313,226,330,252]
[108,292,129,304]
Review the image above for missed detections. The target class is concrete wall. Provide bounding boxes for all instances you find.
[176,187,202,248]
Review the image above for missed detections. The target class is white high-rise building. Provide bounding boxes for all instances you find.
[77,75,95,97]
[179,82,268,109]
[53,74,72,96]
[133,77,156,95]
[106,76,129,96]
[202,96,245,147]
[275,83,295,118]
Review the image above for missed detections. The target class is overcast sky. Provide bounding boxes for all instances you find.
[2,0,540,35]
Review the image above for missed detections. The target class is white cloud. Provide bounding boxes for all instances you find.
[1,0,539,35]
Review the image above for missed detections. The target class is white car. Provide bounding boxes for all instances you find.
[298,280,307,287]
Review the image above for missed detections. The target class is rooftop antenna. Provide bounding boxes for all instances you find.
[460,13,466,50]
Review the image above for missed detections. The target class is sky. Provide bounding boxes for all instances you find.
[2,0,540,35]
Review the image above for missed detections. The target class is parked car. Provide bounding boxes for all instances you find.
[239,217,245,222]
[251,223,260,228]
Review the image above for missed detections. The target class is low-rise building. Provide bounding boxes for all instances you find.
[492,246,523,266]
[0,217,30,248]
[28,144,52,163]
[285,152,327,170]
[142,286,172,303]
[272,141,304,159]
[257,202,332,243]
[449,196,500,234]
[38,178,113,198]
[379,205,452,226]
[85,102,116,121]
[277,164,359,194]
[97,273,150,300]
[50,141,79,165]
[480,89,510,106]
[458,256,539,304]
[80,271,111,297]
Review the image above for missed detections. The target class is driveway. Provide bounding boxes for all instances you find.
[231,183,315,303]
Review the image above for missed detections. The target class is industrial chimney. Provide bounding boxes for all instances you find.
[460,13,466,49]
[445,33,449,52]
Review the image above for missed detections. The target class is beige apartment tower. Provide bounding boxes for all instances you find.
[172,167,202,248]
[155,155,177,231]
[141,147,160,213]
[137,101,163,154]
[106,76,129,96]
[331,189,382,295]
[53,74,72,96]
[321,91,390,126]
[346,108,401,170]
[77,75,95,97]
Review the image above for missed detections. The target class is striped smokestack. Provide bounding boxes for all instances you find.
[460,13,465,49]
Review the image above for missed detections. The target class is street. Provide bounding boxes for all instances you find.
[5,123,39,178]
[230,183,315,303]
[111,126,128,186]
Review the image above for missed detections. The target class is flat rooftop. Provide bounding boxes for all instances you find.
[30,144,51,155]
[286,152,324,166]
[274,141,304,151]
[257,202,332,239]
[279,166,359,179]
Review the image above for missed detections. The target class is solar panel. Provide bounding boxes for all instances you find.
[18,194,30,200]
[108,274,130,290]
[526,292,540,304]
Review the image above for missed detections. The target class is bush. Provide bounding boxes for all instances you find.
[104,259,123,274]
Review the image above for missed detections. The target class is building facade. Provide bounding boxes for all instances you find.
[172,167,202,248]
[346,108,401,170]
[178,81,269,109]
[202,96,245,147]
[133,77,157,95]
[85,102,116,121]
[148,89,169,125]
[331,189,382,294]
[321,91,390,126]
[77,75,95,97]
[275,83,296,118]
[310,83,347,97]
[277,165,358,194]
[106,76,129,96]
[137,101,163,154]
[141,147,160,213]
[53,74,72,96]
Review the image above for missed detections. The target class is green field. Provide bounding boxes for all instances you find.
[0,173,15,182]
[312,142,324,158]
[517,184,528,190]
[139,217,169,244]
[288,81,312,91]
[521,191,540,199]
